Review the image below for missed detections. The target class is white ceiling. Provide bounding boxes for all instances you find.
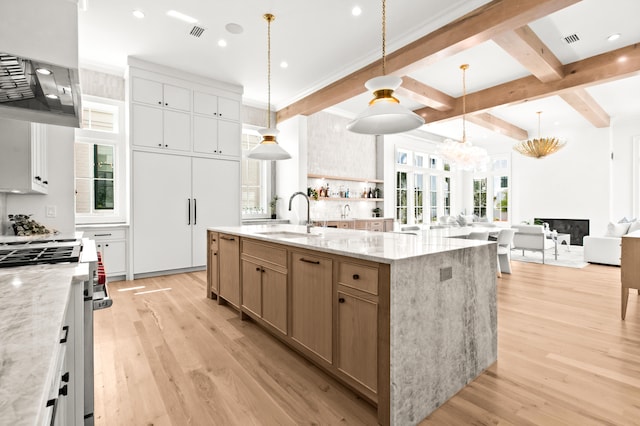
[78,0,640,147]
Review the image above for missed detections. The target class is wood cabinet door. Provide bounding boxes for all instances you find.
[219,234,240,307]
[242,259,262,317]
[131,104,163,149]
[163,84,191,111]
[207,232,219,299]
[217,120,241,157]
[191,158,240,267]
[132,151,191,274]
[163,110,191,152]
[262,267,287,335]
[291,252,333,363]
[193,115,218,154]
[337,291,378,392]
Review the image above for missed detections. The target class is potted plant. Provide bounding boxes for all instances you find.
[372,207,381,218]
[270,195,280,219]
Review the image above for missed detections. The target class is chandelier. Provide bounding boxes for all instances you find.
[346,0,425,135]
[513,111,566,158]
[436,64,488,171]
[247,13,291,160]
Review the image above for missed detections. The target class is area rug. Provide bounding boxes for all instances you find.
[510,245,588,269]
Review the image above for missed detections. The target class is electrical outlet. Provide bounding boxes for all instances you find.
[440,266,453,282]
[45,205,57,218]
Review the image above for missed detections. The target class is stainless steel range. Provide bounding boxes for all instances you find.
[0,238,81,267]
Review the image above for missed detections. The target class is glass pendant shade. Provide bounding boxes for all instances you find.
[347,76,425,135]
[247,128,291,160]
[437,138,489,171]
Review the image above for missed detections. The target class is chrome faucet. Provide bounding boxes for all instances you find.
[289,191,312,233]
[341,204,351,219]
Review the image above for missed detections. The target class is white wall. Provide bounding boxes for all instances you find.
[6,125,76,234]
[611,116,640,220]
[508,126,611,237]
[276,116,308,224]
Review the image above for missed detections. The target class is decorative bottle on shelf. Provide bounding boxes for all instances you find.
[346,187,350,198]
[362,187,367,198]
[326,183,330,197]
[374,187,381,199]
[368,187,373,198]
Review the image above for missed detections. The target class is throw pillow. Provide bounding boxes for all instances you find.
[606,222,631,237]
[456,214,468,226]
[628,220,640,234]
[618,217,637,223]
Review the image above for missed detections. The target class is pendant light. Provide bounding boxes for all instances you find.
[436,64,488,170]
[346,0,425,135]
[247,13,291,160]
[513,111,566,158]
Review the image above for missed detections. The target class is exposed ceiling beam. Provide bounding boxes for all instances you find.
[467,113,529,140]
[395,76,455,111]
[276,0,581,123]
[419,42,640,123]
[559,89,611,127]
[493,24,610,128]
[493,25,564,82]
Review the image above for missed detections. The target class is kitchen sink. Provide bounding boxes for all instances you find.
[256,231,318,239]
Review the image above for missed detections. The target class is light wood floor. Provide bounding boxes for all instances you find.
[94,261,640,425]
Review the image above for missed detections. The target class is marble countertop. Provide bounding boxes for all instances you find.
[208,224,492,264]
[0,262,89,425]
[0,231,83,243]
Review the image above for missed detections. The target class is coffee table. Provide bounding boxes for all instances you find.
[552,233,571,260]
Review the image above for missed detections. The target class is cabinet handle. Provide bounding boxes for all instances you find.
[158,143,162,147]
[35,176,42,181]
[213,252,217,256]
[221,236,235,241]
[106,244,109,247]
[338,297,345,303]
[299,258,320,265]
[352,274,360,280]
[194,198,197,225]
[43,181,48,185]
[59,384,68,396]
[94,233,112,237]
[60,325,69,343]
[187,199,191,225]
[61,372,69,383]
[256,267,261,271]
[165,102,168,106]
[158,101,162,105]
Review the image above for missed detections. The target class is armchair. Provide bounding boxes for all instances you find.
[512,224,555,264]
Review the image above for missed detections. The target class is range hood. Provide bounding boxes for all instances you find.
[0,0,81,128]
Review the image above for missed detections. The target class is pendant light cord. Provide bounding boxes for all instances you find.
[266,14,272,128]
[461,64,469,143]
[537,111,542,138]
[381,0,386,75]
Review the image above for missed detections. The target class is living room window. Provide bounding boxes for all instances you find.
[473,178,488,218]
[74,97,126,224]
[493,175,509,222]
[396,171,408,225]
[414,174,424,224]
[241,126,271,218]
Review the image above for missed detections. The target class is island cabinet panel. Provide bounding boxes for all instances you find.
[337,290,378,392]
[207,231,219,299]
[218,234,240,307]
[241,239,288,335]
[290,251,333,363]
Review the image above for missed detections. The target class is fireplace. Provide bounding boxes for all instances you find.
[534,218,590,246]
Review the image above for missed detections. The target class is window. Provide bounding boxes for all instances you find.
[395,149,454,226]
[241,127,271,217]
[396,171,408,225]
[74,97,125,223]
[473,178,487,218]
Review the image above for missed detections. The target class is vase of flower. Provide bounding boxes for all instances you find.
[270,195,280,219]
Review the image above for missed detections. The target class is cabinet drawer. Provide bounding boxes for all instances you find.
[243,239,287,268]
[338,262,378,295]
[83,229,126,240]
[369,222,384,232]
[209,232,219,249]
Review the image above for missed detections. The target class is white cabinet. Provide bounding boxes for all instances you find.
[193,91,241,157]
[132,77,190,111]
[81,227,127,278]
[131,104,191,152]
[0,117,48,194]
[193,116,241,157]
[132,151,240,275]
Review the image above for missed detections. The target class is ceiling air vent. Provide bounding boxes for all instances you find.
[563,33,580,44]
[190,26,205,38]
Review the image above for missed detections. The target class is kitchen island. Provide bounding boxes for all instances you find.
[207,224,497,425]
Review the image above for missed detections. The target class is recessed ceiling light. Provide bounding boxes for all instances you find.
[36,68,52,75]
[607,33,621,42]
[132,10,145,19]
[280,61,288,69]
[352,6,362,16]
[618,56,628,63]
[225,23,243,34]
[166,10,198,24]
[218,39,227,47]
[45,93,59,99]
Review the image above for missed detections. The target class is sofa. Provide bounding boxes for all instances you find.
[583,220,640,266]
[511,224,555,264]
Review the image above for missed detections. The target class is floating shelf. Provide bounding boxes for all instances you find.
[307,173,384,184]
[311,197,383,202]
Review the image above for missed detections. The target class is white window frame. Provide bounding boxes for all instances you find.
[241,125,272,219]
[74,96,126,224]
